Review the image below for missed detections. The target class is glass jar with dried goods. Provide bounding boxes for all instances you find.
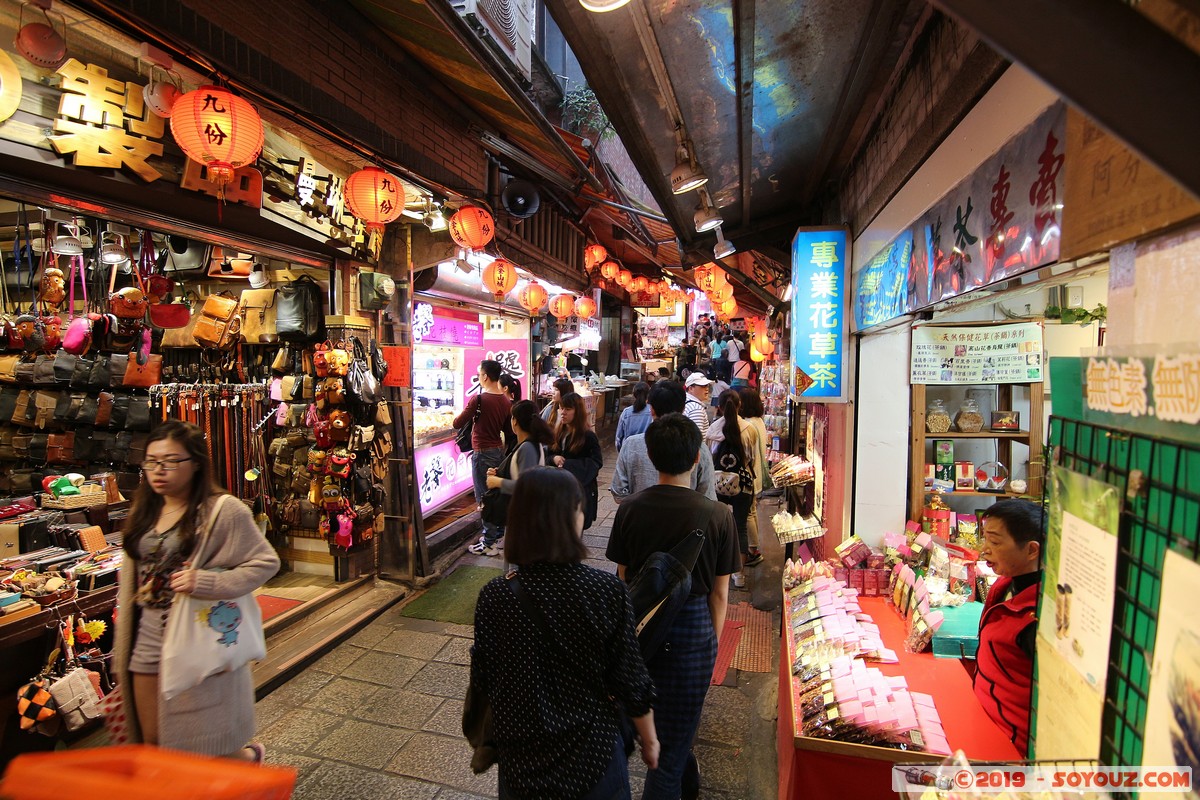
[926,399,951,433]
[954,398,984,433]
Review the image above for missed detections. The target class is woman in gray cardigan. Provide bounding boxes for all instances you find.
[113,421,280,759]
[486,400,553,500]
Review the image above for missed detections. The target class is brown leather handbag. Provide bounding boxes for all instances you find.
[192,292,242,349]
[238,288,278,344]
[47,432,75,464]
[95,392,114,427]
[122,353,163,389]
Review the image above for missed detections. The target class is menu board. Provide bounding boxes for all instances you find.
[910,322,1043,385]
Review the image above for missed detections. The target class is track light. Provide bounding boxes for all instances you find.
[670,127,708,195]
[713,227,736,260]
[693,188,722,233]
[99,231,128,264]
[51,223,84,256]
[580,0,633,11]
[14,1,66,70]
[423,200,447,232]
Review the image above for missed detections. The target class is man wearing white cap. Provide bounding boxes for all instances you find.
[683,373,712,437]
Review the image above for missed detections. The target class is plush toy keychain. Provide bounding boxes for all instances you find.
[38,266,66,308]
[15,314,45,355]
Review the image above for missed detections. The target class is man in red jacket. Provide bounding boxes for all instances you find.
[974,498,1043,755]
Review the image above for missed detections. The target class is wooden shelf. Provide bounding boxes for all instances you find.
[922,430,1029,439]
[933,489,1021,499]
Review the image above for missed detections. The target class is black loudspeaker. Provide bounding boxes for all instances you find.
[501,180,541,219]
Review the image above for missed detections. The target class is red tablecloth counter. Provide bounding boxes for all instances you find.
[777,596,1019,800]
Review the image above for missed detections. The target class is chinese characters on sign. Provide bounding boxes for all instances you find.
[413,439,474,512]
[790,228,848,401]
[411,303,484,347]
[463,340,530,402]
[1084,354,1200,424]
[853,103,1066,330]
[910,323,1044,385]
[50,59,165,182]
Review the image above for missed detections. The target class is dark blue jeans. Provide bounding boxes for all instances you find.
[472,446,506,545]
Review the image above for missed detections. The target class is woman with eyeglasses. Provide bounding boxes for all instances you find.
[113,421,279,761]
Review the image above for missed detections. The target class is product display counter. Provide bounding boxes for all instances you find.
[778,596,1019,800]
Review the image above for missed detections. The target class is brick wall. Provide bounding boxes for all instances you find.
[109,0,489,194]
[825,13,1007,235]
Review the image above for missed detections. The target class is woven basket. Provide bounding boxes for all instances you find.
[40,483,108,509]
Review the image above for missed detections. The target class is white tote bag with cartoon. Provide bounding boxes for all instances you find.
[159,495,267,701]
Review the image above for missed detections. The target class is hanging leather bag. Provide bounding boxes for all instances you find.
[276,274,325,344]
[238,288,278,344]
[192,292,242,350]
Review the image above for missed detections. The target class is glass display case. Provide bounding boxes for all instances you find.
[413,344,463,446]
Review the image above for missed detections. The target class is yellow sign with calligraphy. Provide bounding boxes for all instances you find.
[1079,354,1200,444]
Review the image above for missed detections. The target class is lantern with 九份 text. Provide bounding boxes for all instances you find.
[574,295,597,320]
[482,258,518,300]
[550,294,577,320]
[448,207,495,250]
[345,167,405,255]
[518,280,548,315]
[600,260,620,281]
[171,86,264,200]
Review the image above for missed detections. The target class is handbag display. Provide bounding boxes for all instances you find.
[206,247,255,280]
[346,337,380,405]
[192,292,242,350]
[46,432,75,464]
[161,236,211,274]
[148,300,191,329]
[159,291,202,347]
[31,354,56,385]
[122,352,163,389]
[48,667,103,732]
[159,496,267,700]
[275,274,325,344]
[238,288,277,344]
[98,684,131,746]
[10,389,34,427]
[70,355,94,390]
[357,271,396,311]
[52,350,77,383]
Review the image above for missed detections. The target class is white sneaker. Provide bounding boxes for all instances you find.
[730,572,746,589]
[467,538,499,556]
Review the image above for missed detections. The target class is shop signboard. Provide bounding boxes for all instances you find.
[910,323,1044,385]
[414,439,474,513]
[1072,352,1200,446]
[380,345,411,388]
[463,338,530,404]
[628,289,661,308]
[790,227,849,402]
[854,102,1066,330]
[412,302,484,346]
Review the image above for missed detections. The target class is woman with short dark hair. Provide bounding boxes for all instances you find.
[473,468,659,798]
[550,393,603,529]
[615,382,652,451]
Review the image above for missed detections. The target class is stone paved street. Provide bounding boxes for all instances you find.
[258,443,784,799]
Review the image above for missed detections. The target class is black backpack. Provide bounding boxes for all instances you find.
[713,435,754,497]
[276,274,325,344]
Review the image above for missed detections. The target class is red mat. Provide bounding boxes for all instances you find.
[256,595,304,622]
[711,620,745,684]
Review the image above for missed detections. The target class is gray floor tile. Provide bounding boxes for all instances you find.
[377,612,450,632]
[302,677,382,715]
[373,628,453,658]
[267,668,335,706]
[310,719,413,769]
[342,650,426,688]
[311,643,368,674]
[405,662,471,698]
[347,624,392,649]
[433,637,473,665]
[434,790,491,800]
[354,687,445,728]
[264,750,324,792]
[697,686,753,747]
[386,732,497,795]
[694,742,751,795]
[422,698,464,736]
[443,623,475,639]
[259,708,344,753]
[296,761,440,800]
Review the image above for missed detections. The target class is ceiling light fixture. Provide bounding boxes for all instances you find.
[580,0,633,12]
[422,199,447,232]
[670,126,708,195]
[713,227,736,260]
[14,1,67,70]
[693,187,722,232]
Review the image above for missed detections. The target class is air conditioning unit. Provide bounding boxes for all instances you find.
[452,0,533,80]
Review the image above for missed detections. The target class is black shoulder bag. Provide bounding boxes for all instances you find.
[454,394,483,455]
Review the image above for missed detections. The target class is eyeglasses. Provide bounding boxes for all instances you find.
[141,458,193,473]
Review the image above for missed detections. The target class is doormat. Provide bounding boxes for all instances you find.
[727,602,775,673]
[256,595,303,622]
[398,565,503,625]
[712,620,745,685]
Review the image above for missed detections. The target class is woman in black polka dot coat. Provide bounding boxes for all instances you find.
[472,467,659,799]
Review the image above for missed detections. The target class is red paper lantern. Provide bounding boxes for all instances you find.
[574,295,597,320]
[719,297,738,317]
[697,266,728,294]
[449,207,495,250]
[170,86,264,192]
[754,331,775,355]
[345,167,405,234]
[712,282,734,302]
[750,342,766,363]
[518,280,548,314]
[550,294,577,320]
[482,258,519,299]
[584,244,608,270]
[617,269,632,288]
[600,260,620,281]
[630,275,648,293]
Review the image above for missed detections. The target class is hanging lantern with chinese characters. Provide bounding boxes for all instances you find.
[697,266,728,294]
[630,275,648,293]
[617,269,632,289]
[574,295,597,320]
[719,297,738,318]
[600,260,620,281]
[170,86,264,203]
[712,282,734,302]
[550,293,577,320]
[754,330,774,355]
[448,206,495,250]
[345,167,405,257]
[482,258,519,301]
[518,280,548,315]
[584,244,608,271]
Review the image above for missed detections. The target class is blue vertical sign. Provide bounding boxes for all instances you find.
[791,228,849,401]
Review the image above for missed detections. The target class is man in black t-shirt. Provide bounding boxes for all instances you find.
[607,413,738,800]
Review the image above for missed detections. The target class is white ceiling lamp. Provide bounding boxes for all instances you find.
[50,223,84,256]
[580,0,633,11]
[693,187,722,233]
[14,1,67,70]
[713,227,736,260]
[99,231,129,265]
[670,126,708,195]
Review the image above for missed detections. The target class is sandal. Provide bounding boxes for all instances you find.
[246,742,266,764]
